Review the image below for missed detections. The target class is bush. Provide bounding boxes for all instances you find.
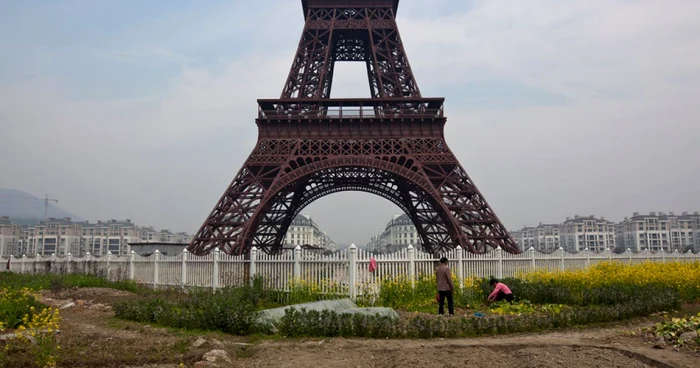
[277,290,680,338]
[114,286,263,335]
[279,308,397,338]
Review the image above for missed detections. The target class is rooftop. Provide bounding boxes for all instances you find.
[625,211,700,221]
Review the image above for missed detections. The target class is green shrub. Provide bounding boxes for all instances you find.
[114,286,264,335]
[279,308,398,338]
[277,289,680,338]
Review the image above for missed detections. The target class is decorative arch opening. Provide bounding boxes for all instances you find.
[241,158,461,255]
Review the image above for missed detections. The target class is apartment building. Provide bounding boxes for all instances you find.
[616,211,699,252]
[693,215,700,251]
[0,218,192,257]
[560,215,615,252]
[19,218,140,256]
[0,217,21,257]
[512,223,560,252]
[138,227,192,244]
[366,214,422,253]
[283,214,336,250]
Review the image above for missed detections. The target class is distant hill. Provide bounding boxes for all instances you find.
[0,189,83,223]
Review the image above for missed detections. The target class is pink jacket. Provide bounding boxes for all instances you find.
[488,282,512,300]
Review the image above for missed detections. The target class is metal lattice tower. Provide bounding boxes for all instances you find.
[187,0,520,255]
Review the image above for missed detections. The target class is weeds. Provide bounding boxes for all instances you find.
[649,312,700,348]
[0,287,61,368]
[0,272,143,294]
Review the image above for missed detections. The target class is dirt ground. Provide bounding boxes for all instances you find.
[31,288,700,368]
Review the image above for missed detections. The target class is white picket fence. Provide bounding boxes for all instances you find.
[3,245,699,299]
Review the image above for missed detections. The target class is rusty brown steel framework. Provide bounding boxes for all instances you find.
[187,0,520,256]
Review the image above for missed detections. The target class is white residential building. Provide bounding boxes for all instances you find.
[693,215,700,252]
[1,218,191,257]
[616,211,698,252]
[23,218,141,256]
[511,228,531,251]
[138,227,193,244]
[560,215,615,252]
[283,214,336,250]
[0,217,21,257]
[369,214,422,253]
[365,231,385,253]
[512,223,560,252]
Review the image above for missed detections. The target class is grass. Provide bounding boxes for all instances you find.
[0,272,144,294]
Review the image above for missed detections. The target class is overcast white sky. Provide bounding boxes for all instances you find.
[1,0,699,245]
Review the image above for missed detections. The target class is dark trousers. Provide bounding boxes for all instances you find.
[495,291,514,303]
[438,290,454,315]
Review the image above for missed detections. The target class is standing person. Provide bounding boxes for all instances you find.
[436,257,454,315]
[487,277,514,304]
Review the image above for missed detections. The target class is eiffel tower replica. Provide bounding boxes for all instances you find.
[187,0,520,256]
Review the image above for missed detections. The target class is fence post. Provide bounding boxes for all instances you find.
[407,244,416,288]
[496,246,503,279]
[584,248,590,268]
[627,248,632,263]
[67,253,73,274]
[129,250,135,280]
[21,254,26,273]
[456,246,464,289]
[153,250,160,289]
[293,245,302,281]
[85,252,91,275]
[181,249,188,288]
[661,249,666,263]
[674,249,679,261]
[559,247,565,272]
[348,244,357,300]
[606,248,611,262]
[645,248,650,261]
[106,251,112,280]
[249,247,257,286]
[530,247,536,270]
[51,253,56,275]
[212,248,220,290]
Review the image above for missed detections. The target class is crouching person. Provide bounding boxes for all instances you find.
[487,277,514,304]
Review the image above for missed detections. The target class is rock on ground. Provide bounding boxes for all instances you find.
[202,349,232,364]
[679,331,698,342]
[192,337,208,348]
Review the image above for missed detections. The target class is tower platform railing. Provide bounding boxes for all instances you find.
[257,98,444,120]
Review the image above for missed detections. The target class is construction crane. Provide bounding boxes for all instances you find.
[0,193,58,220]
[43,194,58,220]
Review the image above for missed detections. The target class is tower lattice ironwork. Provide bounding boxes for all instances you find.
[187,0,520,255]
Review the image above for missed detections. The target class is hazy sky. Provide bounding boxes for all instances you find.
[1,0,699,245]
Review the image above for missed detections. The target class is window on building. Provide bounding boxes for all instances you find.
[43,238,57,255]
